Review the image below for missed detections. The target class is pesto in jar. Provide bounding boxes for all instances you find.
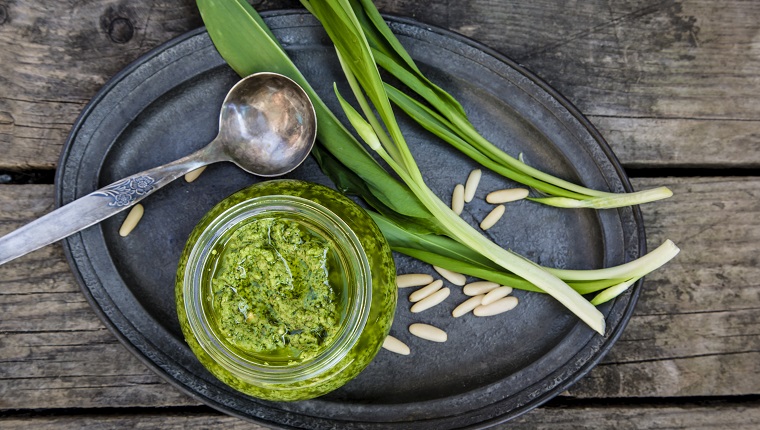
[177,180,396,401]
[209,217,341,363]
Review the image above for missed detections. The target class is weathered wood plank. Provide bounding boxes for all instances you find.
[0,0,197,169]
[0,413,262,430]
[590,116,760,169]
[0,185,194,408]
[568,176,760,397]
[2,0,758,169]
[0,0,191,169]
[382,0,760,168]
[0,333,198,409]
[498,402,760,429]
[0,176,758,409]
[430,0,760,120]
[0,0,297,170]
[2,402,760,429]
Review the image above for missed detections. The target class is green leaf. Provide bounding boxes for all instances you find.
[348,0,674,208]
[385,83,590,200]
[199,0,679,336]
[196,0,430,220]
[371,212,628,294]
[395,247,544,293]
[308,0,607,334]
[369,211,498,267]
[311,146,443,235]
[351,0,468,118]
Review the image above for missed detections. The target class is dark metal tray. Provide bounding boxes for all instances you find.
[56,10,644,429]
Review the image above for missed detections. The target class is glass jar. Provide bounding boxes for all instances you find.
[175,180,396,401]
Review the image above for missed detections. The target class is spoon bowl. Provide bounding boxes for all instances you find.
[218,73,316,176]
[0,72,318,266]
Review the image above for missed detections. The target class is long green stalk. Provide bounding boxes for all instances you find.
[350,0,673,209]
[385,83,590,200]
[197,0,431,223]
[370,211,678,298]
[306,0,606,334]
[338,81,605,333]
[546,240,680,281]
[196,0,680,337]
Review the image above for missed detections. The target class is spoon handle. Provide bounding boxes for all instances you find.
[0,145,218,266]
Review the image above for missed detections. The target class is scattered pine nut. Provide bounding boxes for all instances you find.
[382,335,410,355]
[473,296,519,316]
[480,204,505,230]
[397,273,434,288]
[486,188,529,204]
[184,166,207,183]
[409,323,448,342]
[409,279,444,302]
[463,281,500,296]
[119,204,144,237]
[464,169,482,203]
[452,294,484,317]
[451,184,465,215]
[481,286,513,306]
[433,266,466,286]
[410,287,450,313]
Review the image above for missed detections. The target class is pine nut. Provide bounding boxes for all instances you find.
[486,188,529,204]
[410,287,450,313]
[481,286,513,305]
[463,281,499,296]
[409,279,444,302]
[119,204,144,237]
[433,266,466,286]
[184,166,207,183]
[452,294,484,317]
[464,169,482,203]
[451,184,465,215]
[473,296,519,316]
[409,323,447,342]
[480,204,505,230]
[396,273,434,288]
[382,335,410,355]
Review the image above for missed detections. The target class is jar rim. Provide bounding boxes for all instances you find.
[182,194,372,384]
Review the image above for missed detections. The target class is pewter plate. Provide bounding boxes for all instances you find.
[57,11,644,429]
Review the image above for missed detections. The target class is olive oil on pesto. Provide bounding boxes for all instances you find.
[206,215,345,364]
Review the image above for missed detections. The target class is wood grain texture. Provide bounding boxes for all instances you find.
[1,0,758,169]
[0,0,296,170]
[1,0,758,426]
[378,0,760,168]
[2,402,760,429]
[0,176,757,409]
[569,176,760,398]
[0,185,195,408]
[0,0,200,169]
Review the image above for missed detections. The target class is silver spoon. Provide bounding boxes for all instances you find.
[0,72,317,266]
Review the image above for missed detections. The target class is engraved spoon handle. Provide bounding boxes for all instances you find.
[0,143,223,266]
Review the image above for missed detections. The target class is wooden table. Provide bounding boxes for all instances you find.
[1,0,758,428]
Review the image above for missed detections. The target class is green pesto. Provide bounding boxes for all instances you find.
[210,218,339,362]
[177,180,396,401]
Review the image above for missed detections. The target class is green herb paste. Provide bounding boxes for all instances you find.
[210,217,340,362]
